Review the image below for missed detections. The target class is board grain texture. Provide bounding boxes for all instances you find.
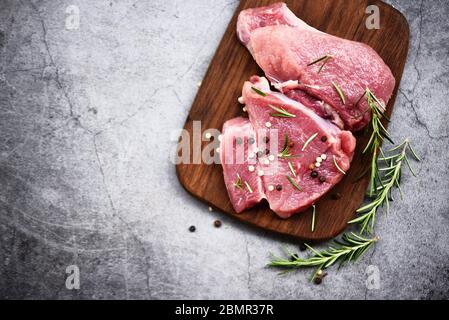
[176,0,409,241]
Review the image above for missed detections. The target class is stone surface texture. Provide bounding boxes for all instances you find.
[0,0,448,299]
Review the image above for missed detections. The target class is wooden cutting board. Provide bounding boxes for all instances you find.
[176,0,409,241]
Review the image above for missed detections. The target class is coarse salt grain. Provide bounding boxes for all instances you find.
[315,162,321,168]
[268,155,275,161]
[258,170,264,176]
[248,165,255,172]
[268,185,274,191]
[265,122,272,128]
[316,157,322,163]
[321,154,327,160]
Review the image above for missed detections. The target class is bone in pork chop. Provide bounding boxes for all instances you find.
[237,2,395,131]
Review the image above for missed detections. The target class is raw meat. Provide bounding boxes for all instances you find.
[237,2,395,131]
[240,76,356,218]
[220,117,265,213]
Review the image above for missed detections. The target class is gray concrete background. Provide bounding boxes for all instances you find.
[0,0,448,299]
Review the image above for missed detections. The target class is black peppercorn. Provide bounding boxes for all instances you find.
[319,176,326,183]
[313,277,323,285]
[276,184,283,191]
[311,171,319,178]
[264,148,270,155]
[264,136,270,143]
[236,137,243,145]
[321,136,328,142]
[189,225,196,232]
[257,150,264,158]
[248,137,255,145]
[214,220,222,228]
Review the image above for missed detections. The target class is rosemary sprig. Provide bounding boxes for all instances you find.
[269,233,378,280]
[302,132,318,151]
[332,82,346,105]
[268,104,296,118]
[311,205,316,232]
[251,86,267,97]
[278,134,291,158]
[349,139,420,234]
[234,174,243,189]
[288,161,296,177]
[363,88,394,197]
[286,175,302,191]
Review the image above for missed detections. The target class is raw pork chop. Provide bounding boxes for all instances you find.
[241,76,356,218]
[220,117,265,213]
[237,2,395,131]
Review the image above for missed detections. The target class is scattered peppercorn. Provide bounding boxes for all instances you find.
[308,163,315,170]
[331,193,342,200]
[248,137,255,145]
[276,184,283,191]
[321,136,328,142]
[236,137,243,145]
[311,171,319,178]
[313,270,328,285]
[299,243,307,251]
[257,150,264,158]
[264,148,270,155]
[189,225,196,232]
[263,136,270,143]
[319,176,326,183]
[214,220,222,228]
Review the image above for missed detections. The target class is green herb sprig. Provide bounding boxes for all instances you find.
[363,88,394,197]
[349,139,420,233]
[269,233,378,280]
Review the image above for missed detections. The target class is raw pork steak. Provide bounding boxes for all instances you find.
[237,2,395,131]
[220,76,356,218]
[220,117,265,213]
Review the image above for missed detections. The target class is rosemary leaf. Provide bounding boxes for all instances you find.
[288,161,296,177]
[332,155,346,175]
[268,104,296,118]
[286,175,302,191]
[251,86,267,97]
[332,82,346,104]
[311,205,316,232]
[307,55,332,66]
[244,181,253,193]
[302,132,318,151]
